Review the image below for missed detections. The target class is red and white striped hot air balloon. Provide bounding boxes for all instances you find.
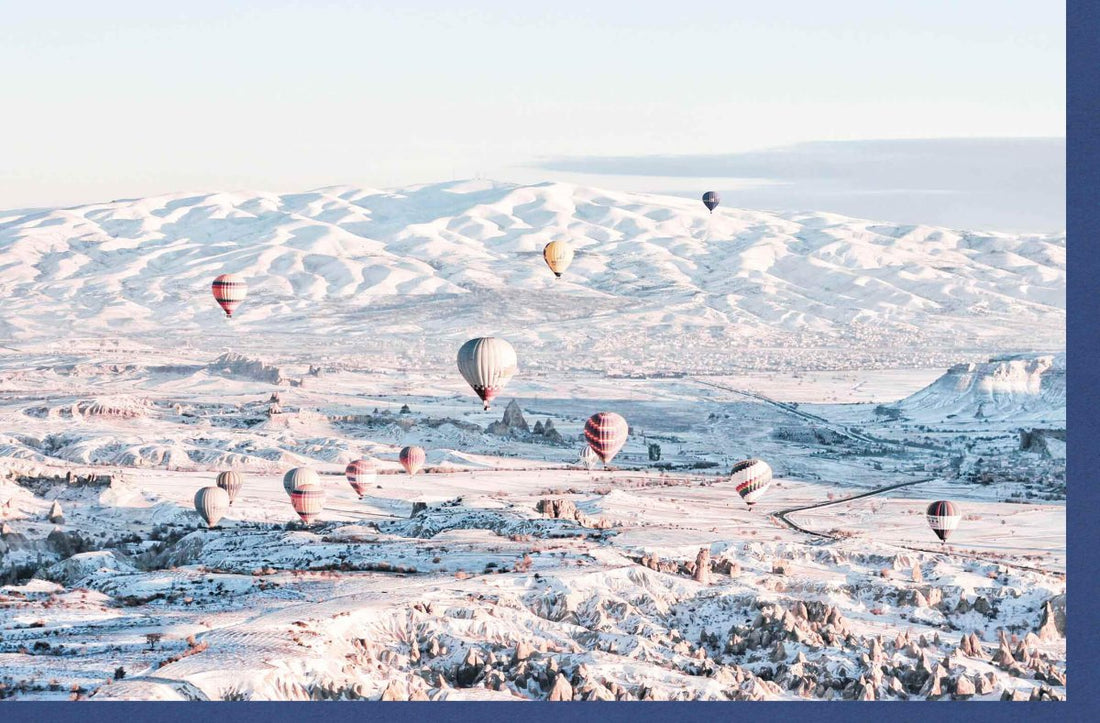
[399,446,426,476]
[345,458,377,497]
[456,337,518,410]
[926,500,961,543]
[211,273,247,318]
[583,412,628,465]
[730,459,773,506]
[290,486,326,524]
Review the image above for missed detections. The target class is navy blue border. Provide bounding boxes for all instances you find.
[12,4,1093,723]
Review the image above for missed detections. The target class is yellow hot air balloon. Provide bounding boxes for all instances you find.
[542,241,574,278]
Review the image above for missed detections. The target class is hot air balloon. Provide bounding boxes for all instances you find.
[926,500,960,543]
[399,446,426,476]
[194,486,230,528]
[345,458,377,497]
[211,273,247,318]
[730,459,773,506]
[216,471,243,504]
[456,337,517,410]
[702,191,720,213]
[583,412,629,465]
[579,445,599,471]
[542,241,574,278]
[283,467,321,496]
[290,487,326,524]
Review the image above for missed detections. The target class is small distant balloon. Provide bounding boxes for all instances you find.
[345,458,377,497]
[583,412,629,464]
[283,467,321,497]
[211,273,247,318]
[579,445,599,471]
[194,486,230,528]
[542,241,574,278]
[702,191,720,213]
[216,471,243,504]
[926,500,961,542]
[400,446,426,476]
[730,459,773,506]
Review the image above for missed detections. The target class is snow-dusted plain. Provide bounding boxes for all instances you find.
[0,181,1065,701]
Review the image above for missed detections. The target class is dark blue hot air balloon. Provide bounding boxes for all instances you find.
[702,191,720,213]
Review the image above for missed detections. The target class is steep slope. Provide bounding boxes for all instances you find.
[0,180,1065,370]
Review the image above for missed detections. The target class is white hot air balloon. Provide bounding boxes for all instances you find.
[216,471,243,504]
[457,337,518,410]
[543,241,574,278]
[580,445,599,471]
[283,467,321,496]
[194,486,230,528]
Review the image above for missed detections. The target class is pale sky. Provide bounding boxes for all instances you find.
[0,1,1065,214]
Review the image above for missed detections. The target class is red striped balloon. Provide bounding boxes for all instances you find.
[211,273,247,318]
[926,500,960,542]
[290,486,326,524]
[583,412,628,464]
[345,458,377,497]
[399,445,426,476]
[730,459,773,506]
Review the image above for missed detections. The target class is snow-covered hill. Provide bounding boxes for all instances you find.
[0,180,1064,370]
[896,353,1065,422]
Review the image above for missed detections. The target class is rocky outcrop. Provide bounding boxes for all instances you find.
[210,352,288,385]
[535,498,611,530]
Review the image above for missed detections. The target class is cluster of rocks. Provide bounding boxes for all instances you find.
[535,498,612,530]
[631,549,741,583]
[486,401,563,444]
[210,352,288,385]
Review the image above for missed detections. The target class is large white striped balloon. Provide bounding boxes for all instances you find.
[194,486,230,528]
[583,412,629,464]
[211,274,247,318]
[542,241,574,278]
[290,487,326,524]
[926,500,961,542]
[457,337,518,410]
[216,471,243,504]
[345,458,377,497]
[399,446,426,476]
[730,459,773,506]
[283,467,321,496]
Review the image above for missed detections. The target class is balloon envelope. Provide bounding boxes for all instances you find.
[290,487,326,524]
[542,241,575,278]
[345,458,377,497]
[216,471,243,504]
[579,445,599,470]
[926,500,961,542]
[730,459,773,505]
[283,467,321,496]
[194,486,230,527]
[211,273,247,318]
[702,191,720,212]
[456,337,518,410]
[584,412,629,464]
[399,446,426,476]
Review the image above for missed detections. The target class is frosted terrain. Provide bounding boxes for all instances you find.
[0,181,1065,701]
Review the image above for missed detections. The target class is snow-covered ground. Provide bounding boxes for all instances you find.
[0,181,1064,702]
